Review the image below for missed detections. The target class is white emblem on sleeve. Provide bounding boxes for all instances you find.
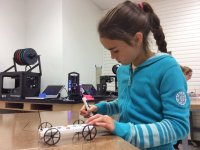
[176,91,187,105]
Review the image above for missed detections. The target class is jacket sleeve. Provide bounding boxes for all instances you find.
[112,65,190,149]
[95,99,119,116]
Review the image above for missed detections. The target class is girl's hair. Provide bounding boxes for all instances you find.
[98,1,167,53]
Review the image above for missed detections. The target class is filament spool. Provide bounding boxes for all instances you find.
[14,48,38,65]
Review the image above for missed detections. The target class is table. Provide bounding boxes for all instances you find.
[190,97,200,110]
[0,95,199,112]
[0,97,115,112]
[0,111,138,150]
[189,97,200,144]
[1,98,200,149]
[0,99,80,112]
[179,97,200,150]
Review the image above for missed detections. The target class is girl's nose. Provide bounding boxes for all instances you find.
[110,52,116,59]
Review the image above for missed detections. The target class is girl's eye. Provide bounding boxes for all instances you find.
[113,50,119,53]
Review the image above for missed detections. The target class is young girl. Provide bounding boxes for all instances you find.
[80,1,190,149]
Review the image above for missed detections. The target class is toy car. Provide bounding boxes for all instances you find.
[38,120,97,146]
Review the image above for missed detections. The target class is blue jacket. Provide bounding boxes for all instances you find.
[96,53,190,150]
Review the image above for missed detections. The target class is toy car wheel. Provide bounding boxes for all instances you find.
[38,122,52,130]
[82,125,97,141]
[73,119,85,125]
[44,128,61,146]
[72,132,83,142]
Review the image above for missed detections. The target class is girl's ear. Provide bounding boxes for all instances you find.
[135,32,143,46]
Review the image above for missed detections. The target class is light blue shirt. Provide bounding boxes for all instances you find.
[96,53,190,150]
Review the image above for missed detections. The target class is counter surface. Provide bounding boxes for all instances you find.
[0,111,138,150]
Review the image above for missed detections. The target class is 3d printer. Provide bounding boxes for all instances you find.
[97,75,118,96]
[97,64,120,96]
[0,48,42,98]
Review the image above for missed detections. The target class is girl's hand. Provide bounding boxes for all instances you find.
[87,114,115,132]
[80,105,97,118]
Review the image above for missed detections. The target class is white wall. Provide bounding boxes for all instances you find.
[25,0,63,90]
[0,0,103,91]
[0,0,26,71]
[62,0,103,86]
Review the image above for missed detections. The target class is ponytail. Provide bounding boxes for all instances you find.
[142,2,167,53]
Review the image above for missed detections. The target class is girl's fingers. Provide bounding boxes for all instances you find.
[87,115,114,131]
[80,105,98,118]
[87,114,103,123]
[80,109,90,118]
[87,114,107,125]
[95,122,107,128]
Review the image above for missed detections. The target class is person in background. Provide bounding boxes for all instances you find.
[80,1,190,149]
[181,66,193,81]
[180,66,200,147]
[173,65,192,149]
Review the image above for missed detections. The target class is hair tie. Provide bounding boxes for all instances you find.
[138,2,144,10]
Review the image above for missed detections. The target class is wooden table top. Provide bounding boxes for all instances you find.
[190,97,200,110]
[0,111,138,150]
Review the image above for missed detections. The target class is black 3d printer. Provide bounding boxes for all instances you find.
[97,64,120,96]
[0,48,42,98]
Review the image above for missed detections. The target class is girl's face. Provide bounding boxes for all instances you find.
[185,72,192,81]
[100,37,140,65]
